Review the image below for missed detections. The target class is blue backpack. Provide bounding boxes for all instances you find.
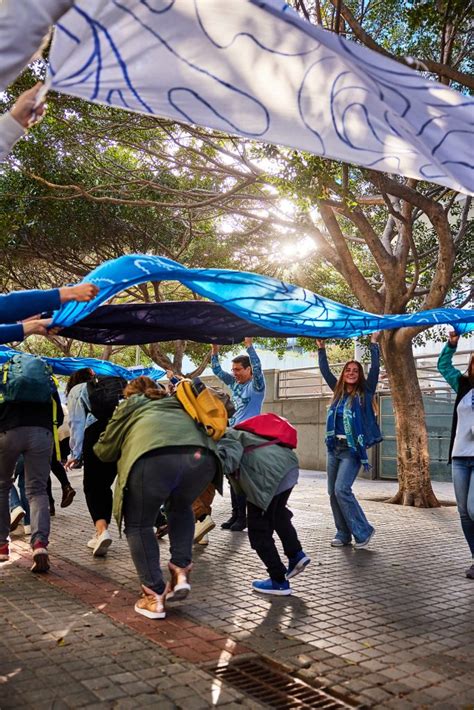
[0,353,55,404]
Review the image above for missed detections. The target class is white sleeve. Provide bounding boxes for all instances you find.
[0,112,25,161]
[0,0,76,91]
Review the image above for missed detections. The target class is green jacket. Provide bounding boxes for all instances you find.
[94,394,222,530]
[217,429,299,511]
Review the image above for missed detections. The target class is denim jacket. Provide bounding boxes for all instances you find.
[67,382,97,459]
[318,343,383,449]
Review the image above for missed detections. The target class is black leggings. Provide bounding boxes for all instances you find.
[83,421,117,524]
[247,487,302,583]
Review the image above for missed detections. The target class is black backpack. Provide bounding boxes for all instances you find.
[86,376,126,421]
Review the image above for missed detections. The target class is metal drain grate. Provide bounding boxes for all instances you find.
[212,657,356,709]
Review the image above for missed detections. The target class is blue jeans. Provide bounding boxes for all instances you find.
[327,442,374,544]
[123,446,217,594]
[452,457,474,557]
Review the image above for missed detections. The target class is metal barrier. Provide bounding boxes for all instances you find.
[277,349,471,399]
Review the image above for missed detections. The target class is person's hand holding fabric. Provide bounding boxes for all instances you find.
[10,83,45,128]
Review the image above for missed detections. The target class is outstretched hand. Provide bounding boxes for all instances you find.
[316,339,325,349]
[211,344,219,355]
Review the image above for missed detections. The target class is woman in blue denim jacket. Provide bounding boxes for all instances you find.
[317,333,383,549]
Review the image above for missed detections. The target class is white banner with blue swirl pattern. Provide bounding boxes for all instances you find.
[47,0,473,194]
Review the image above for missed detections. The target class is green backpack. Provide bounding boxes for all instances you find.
[0,353,55,404]
[0,353,61,459]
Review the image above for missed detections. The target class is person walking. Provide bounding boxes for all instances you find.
[94,376,222,620]
[0,354,64,572]
[437,331,474,579]
[66,368,123,557]
[317,333,382,549]
[211,337,266,531]
[217,426,309,596]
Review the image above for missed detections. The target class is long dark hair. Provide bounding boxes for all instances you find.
[65,368,94,395]
[331,360,367,406]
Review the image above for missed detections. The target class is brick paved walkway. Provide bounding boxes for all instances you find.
[2,470,473,709]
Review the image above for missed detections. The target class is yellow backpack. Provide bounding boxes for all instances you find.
[175,377,228,441]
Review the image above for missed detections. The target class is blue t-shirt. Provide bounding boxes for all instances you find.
[211,345,266,425]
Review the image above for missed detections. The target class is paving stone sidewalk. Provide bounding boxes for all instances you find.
[2,470,474,709]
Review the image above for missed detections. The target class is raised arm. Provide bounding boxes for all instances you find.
[366,333,381,393]
[0,289,61,323]
[317,340,337,391]
[0,282,98,324]
[437,332,462,393]
[245,338,265,392]
[210,344,234,387]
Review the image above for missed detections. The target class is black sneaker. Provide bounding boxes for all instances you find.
[60,485,76,508]
[229,517,247,532]
[221,514,238,530]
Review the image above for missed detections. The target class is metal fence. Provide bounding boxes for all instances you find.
[277,349,471,481]
[277,349,471,399]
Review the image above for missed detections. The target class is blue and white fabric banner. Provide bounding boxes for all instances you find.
[51,254,474,338]
[47,0,474,194]
[0,345,165,381]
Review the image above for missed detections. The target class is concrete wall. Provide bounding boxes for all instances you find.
[202,369,330,471]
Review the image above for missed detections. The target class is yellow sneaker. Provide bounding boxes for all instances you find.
[166,561,192,602]
[134,585,166,619]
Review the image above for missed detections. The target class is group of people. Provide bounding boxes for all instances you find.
[0,12,473,621]
[1,282,472,617]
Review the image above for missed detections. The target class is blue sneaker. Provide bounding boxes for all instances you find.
[252,578,292,596]
[286,551,311,580]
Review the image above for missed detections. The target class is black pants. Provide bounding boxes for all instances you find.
[247,487,302,583]
[83,420,117,524]
[230,484,247,517]
[47,454,71,504]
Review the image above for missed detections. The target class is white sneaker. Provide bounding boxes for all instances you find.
[354,530,375,549]
[91,530,112,557]
[193,515,215,543]
[87,535,97,549]
[10,506,25,532]
[197,533,209,546]
[24,524,31,536]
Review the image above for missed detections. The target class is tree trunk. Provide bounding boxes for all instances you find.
[381,333,440,507]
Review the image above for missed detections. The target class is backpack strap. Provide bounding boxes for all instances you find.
[0,361,8,403]
[50,376,61,461]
